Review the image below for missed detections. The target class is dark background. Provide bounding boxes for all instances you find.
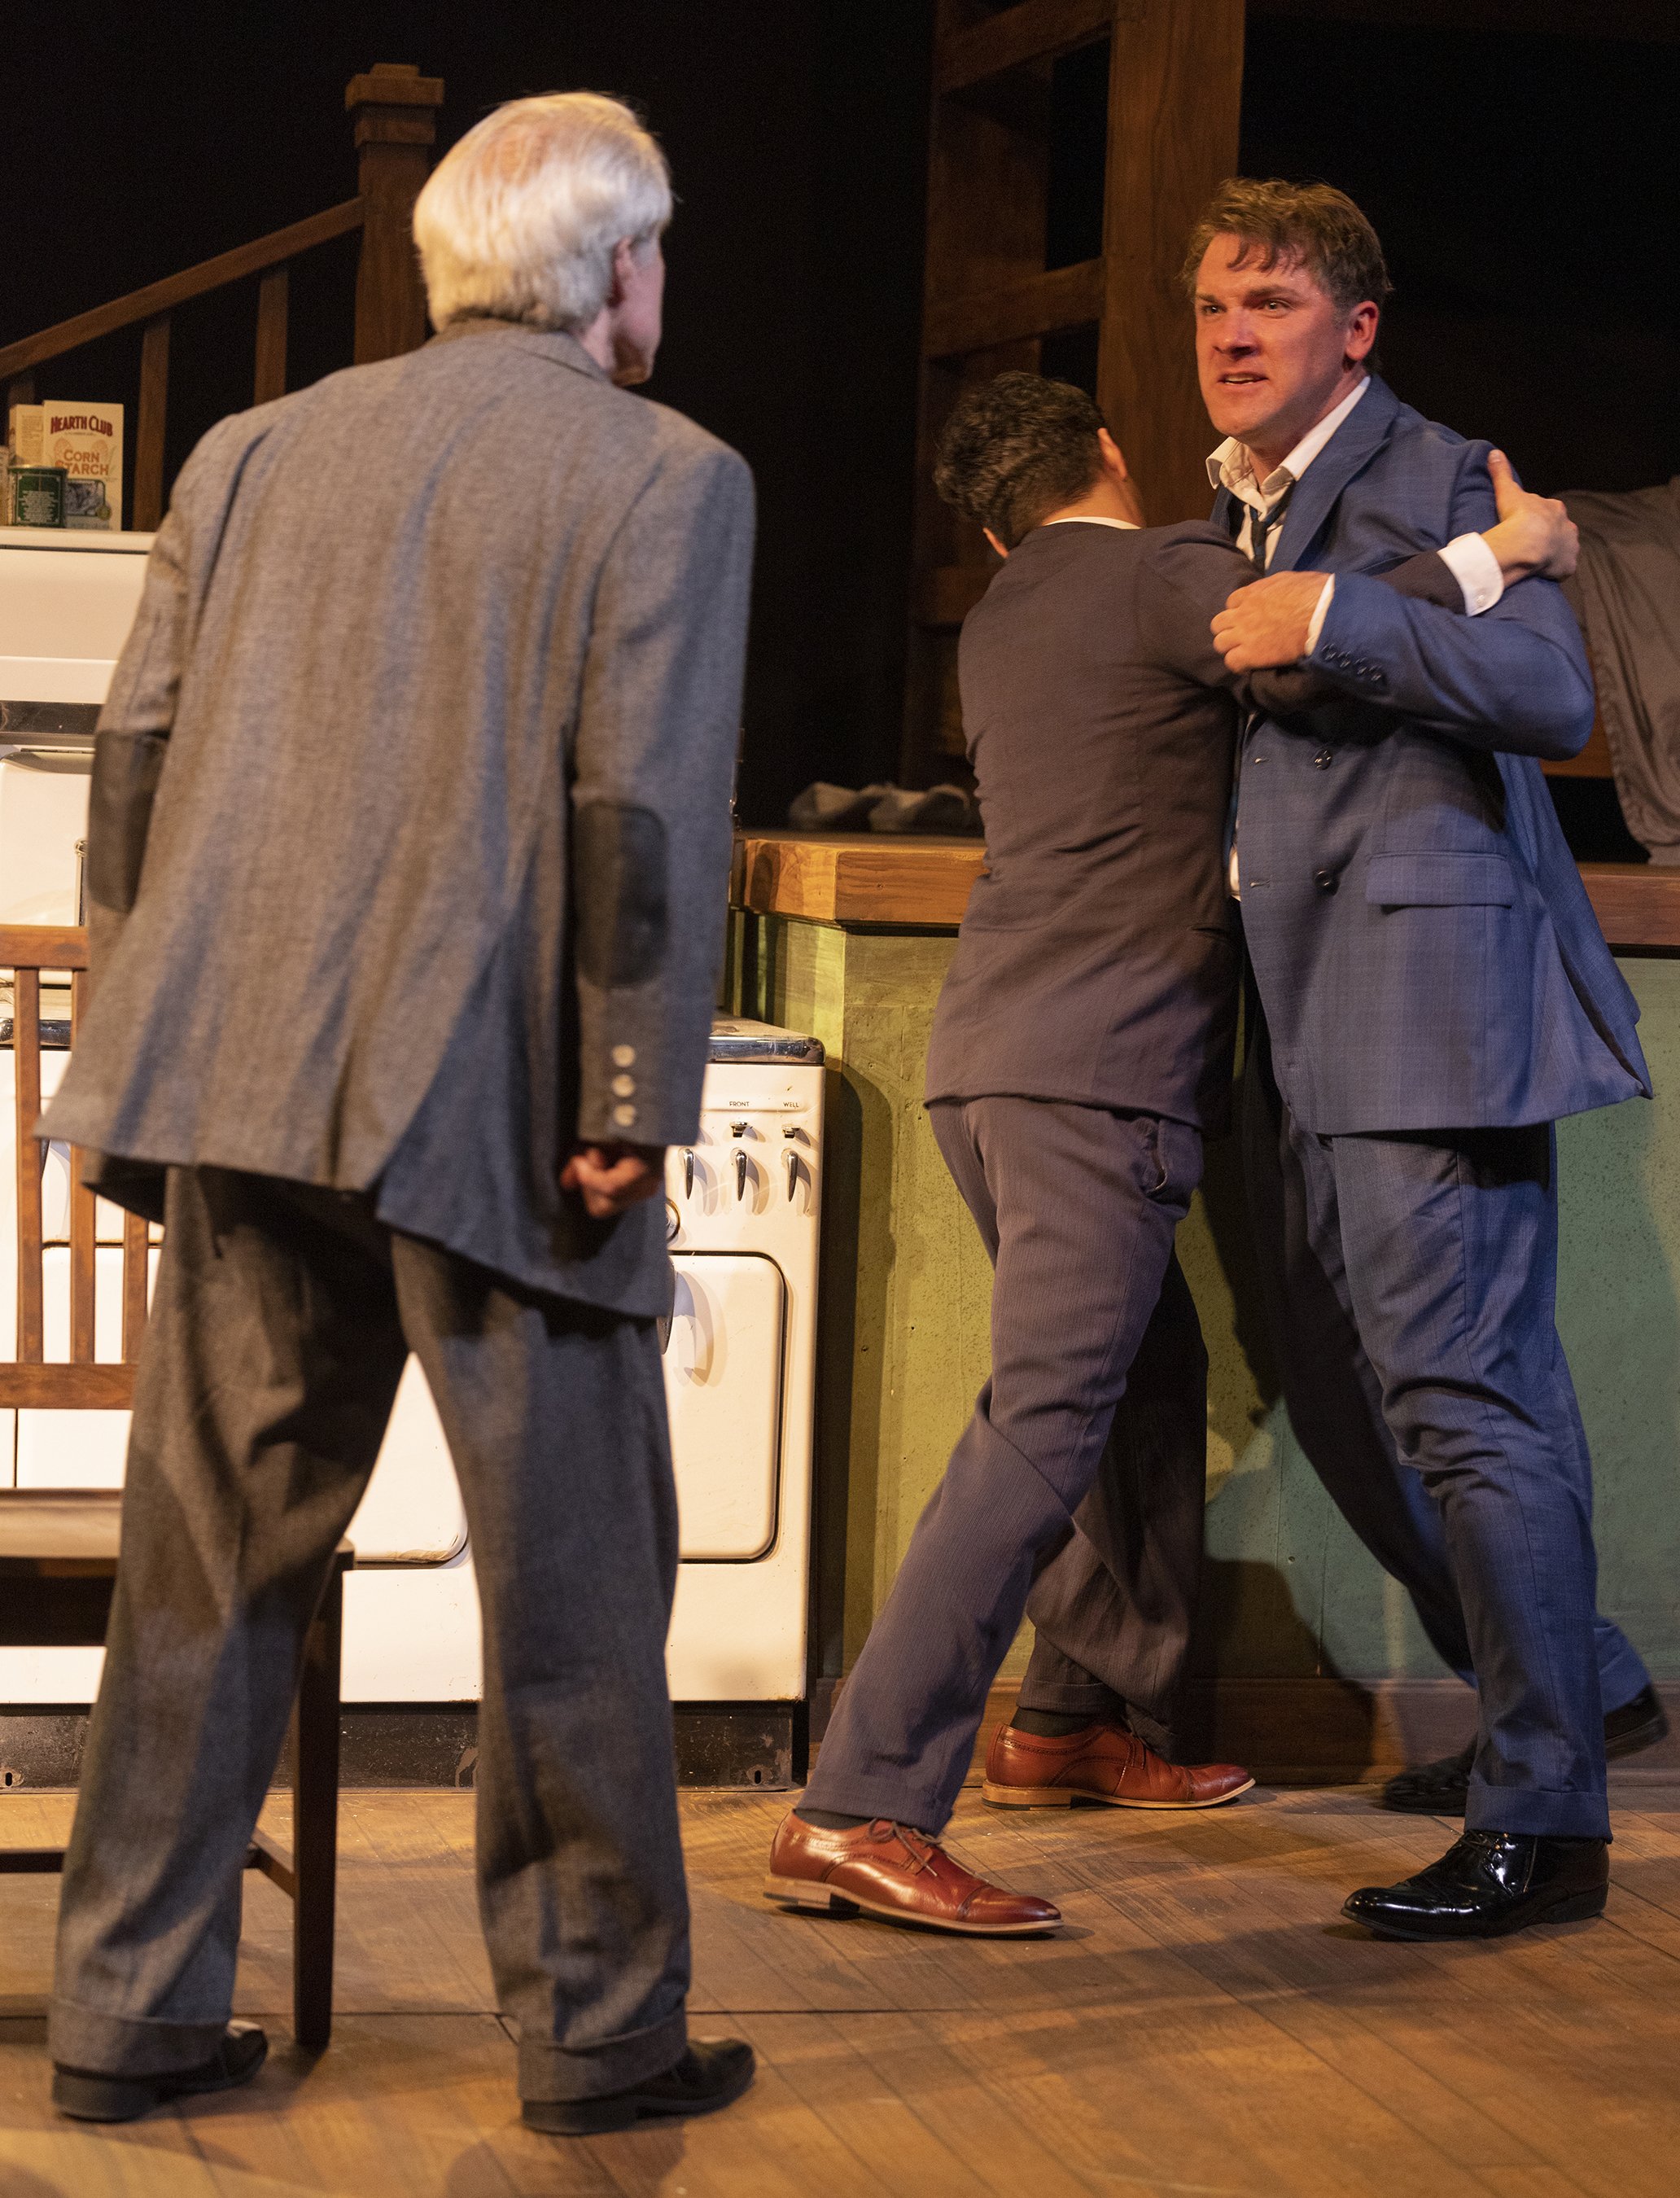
[3,6,1674,827]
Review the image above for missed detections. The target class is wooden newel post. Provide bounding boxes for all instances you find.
[346,62,444,365]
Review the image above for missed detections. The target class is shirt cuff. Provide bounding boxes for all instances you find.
[1439,531,1505,615]
[1304,576,1336,654]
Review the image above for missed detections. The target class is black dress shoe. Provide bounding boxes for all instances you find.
[1343,1830,1608,1941]
[1381,1685,1669,1815]
[523,2038,755,2135]
[52,2021,268,2124]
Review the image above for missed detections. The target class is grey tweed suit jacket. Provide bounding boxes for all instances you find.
[42,319,755,1316]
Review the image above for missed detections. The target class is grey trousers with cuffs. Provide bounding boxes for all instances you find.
[49,1167,691,2101]
[803,1096,1207,1834]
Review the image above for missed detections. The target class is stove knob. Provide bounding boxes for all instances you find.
[665,1198,680,1243]
[683,1149,695,1198]
[734,1147,750,1201]
[784,1148,800,1202]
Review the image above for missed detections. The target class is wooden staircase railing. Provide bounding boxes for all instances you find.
[2,925,144,1412]
[0,62,444,532]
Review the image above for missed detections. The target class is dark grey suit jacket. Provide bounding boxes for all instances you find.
[43,320,755,1316]
[925,520,1461,1132]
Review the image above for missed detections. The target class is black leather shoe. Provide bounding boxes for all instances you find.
[1343,1831,1608,1940]
[1382,1685,1669,1815]
[523,2038,755,2135]
[52,2022,268,2123]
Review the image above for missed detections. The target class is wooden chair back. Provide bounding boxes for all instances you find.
[2,923,142,1412]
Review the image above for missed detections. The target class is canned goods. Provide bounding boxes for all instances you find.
[13,466,67,527]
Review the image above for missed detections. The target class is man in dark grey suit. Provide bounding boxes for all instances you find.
[766,374,1564,1936]
[41,94,756,2132]
[1199,179,1657,1937]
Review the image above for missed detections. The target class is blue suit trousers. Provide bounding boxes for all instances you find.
[1244,1023,1616,1838]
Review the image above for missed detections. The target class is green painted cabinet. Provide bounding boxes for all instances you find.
[731,905,1680,1692]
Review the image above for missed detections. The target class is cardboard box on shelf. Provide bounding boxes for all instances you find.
[7,403,44,466]
[38,401,124,529]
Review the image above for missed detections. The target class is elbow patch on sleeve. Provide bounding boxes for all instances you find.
[574,799,669,986]
[86,729,168,914]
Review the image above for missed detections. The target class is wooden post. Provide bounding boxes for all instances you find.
[254,265,289,405]
[1098,0,1245,525]
[346,63,444,364]
[133,315,171,532]
[899,0,1246,784]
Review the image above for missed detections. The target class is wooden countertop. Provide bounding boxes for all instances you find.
[731,832,1680,952]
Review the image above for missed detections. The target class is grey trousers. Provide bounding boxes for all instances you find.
[49,1167,690,2102]
[803,1097,1205,1832]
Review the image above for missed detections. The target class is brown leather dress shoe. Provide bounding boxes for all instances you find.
[982,1719,1254,1811]
[765,1812,1061,1936]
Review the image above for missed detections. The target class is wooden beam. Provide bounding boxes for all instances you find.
[0,1365,137,1409]
[937,0,1122,93]
[1581,864,1680,952]
[733,837,1680,953]
[924,258,1104,358]
[1098,0,1246,524]
[0,926,90,970]
[0,200,363,384]
[733,832,984,928]
[1248,0,1680,38]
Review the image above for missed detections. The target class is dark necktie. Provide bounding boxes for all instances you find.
[1245,481,1294,574]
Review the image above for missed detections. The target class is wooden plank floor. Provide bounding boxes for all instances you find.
[2,1777,1678,2196]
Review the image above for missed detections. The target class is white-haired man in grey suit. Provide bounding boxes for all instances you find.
[42,92,757,2135]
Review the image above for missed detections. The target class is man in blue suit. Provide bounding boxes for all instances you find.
[1194,179,1659,1938]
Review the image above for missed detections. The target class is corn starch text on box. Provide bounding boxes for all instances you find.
[41,401,124,530]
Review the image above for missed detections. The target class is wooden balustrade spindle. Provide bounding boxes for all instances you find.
[255,265,290,405]
[134,314,172,532]
[13,967,44,1365]
[68,970,96,1364]
[121,1211,150,1363]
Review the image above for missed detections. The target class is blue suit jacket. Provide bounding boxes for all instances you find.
[1223,375,1650,1132]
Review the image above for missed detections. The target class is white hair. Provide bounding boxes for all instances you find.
[413,93,672,334]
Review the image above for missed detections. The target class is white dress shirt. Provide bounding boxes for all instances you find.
[1210,377,1506,894]
[1207,377,1506,635]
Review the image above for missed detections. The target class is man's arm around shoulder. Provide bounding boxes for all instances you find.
[1302,439,1595,758]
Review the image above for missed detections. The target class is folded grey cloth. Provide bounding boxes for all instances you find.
[867,783,979,835]
[786,781,890,832]
[785,781,981,835]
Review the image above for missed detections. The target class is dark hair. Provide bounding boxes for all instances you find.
[1182,178,1392,317]
[932,372,1107,548]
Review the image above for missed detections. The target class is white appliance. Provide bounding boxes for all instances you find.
[663,1018,824,1702]
[1,528,823,1714]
